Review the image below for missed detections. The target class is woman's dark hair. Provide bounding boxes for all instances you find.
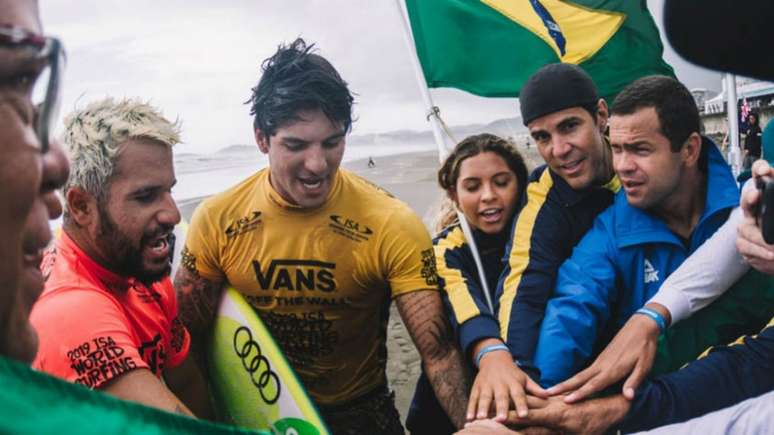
[246,38,355,138]
[435,133,528,231]
[748,111,760,126]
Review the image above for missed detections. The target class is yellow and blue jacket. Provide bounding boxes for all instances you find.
[406,222,513,435]
[496,164,620,373]
[621,317,774,432]
[435,224,511,355]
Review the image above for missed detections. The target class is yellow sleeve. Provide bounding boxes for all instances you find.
[182,200,226,283]
[381,206,439,297]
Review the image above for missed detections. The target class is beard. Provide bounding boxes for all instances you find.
[96,203,172,287]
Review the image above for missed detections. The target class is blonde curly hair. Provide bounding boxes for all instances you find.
[62,97,181,202]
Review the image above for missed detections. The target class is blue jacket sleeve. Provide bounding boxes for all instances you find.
[435,228,500,358]
[497,173,572,367]
[620,321,774,433]
[533,217,618,387]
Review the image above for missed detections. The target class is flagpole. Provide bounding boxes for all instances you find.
[395,0,496,314]
[726,73,741,174]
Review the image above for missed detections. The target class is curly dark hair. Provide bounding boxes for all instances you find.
[246,38,355,138]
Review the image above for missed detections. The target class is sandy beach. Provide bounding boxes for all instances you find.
[177,145,543,428]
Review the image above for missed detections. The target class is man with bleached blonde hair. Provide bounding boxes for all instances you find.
[30,97,211,417]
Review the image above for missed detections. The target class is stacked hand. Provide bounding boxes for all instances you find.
[467,339,547,422]
[546,303,667,402]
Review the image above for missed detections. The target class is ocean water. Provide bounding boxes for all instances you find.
[172,142,435,202]
[49,142,435,230]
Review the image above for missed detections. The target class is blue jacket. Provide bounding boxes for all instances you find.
[535,142,739,387]
[497,165,620,371]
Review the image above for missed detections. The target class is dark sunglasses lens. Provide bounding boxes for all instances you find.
[33,40,63,153]
[32,65,52,152]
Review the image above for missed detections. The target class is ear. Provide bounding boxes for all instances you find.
[448,188,459,208]
[65,187,97,227]
[255,129,270,154]
[681,132,703,167]
[595,98,609,133]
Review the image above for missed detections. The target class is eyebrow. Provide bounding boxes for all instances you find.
[323,131,346,142]
[461,171,512,182]
[283,131,346,144]
[612,140,649,149]
[556,116,582,129]
[129,179,177,196]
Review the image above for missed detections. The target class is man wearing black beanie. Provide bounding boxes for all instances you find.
[472,63,619,420]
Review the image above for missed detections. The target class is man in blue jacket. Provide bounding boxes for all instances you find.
[534,75,741,387]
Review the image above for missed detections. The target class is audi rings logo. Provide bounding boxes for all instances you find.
[233,326,281,404]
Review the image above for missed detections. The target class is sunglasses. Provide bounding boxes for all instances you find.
[0,26,65,154]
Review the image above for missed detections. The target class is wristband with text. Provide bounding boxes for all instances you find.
[474,344,510,368]
[635,307,667,333]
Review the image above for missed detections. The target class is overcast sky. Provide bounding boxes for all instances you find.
[42,0,722,155]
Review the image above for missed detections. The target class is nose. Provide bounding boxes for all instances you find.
[304,145,328,174]
[614,150,636,174]
[158,193,181,226]
[551,136,573,159]
[41,140,70,220]
[481,182,496,203]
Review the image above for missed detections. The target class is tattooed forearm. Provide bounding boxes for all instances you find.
[173,247,223,355]
[396,290,471,428]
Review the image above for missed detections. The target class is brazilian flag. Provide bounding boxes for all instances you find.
[405,0,674,103]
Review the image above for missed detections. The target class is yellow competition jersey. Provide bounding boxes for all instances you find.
[184,168,437,405]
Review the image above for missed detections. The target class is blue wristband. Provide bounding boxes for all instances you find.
[635,307,667,333]
[474,344,510,368]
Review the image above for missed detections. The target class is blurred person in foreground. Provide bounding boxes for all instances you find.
[0,1,258,433]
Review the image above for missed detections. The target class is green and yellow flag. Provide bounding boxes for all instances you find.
[405,0,674,103]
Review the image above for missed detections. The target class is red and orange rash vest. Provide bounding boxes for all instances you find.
[31,232,190,389]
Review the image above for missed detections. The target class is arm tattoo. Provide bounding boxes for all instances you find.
[397,290,471,428]
[174,247,223,360]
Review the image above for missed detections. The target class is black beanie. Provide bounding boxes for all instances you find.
[519,63,599,126]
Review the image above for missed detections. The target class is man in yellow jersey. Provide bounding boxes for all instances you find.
[175,38,470,434]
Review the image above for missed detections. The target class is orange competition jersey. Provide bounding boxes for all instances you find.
[31,232,190,388]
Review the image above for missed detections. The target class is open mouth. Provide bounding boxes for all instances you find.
[144,233,171,260]
[479,208,503,223]
[300,179,322,189]
[622,179,645,190]
[298,175,327,193]
[560,157,585,174]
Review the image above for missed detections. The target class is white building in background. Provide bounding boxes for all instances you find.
[701,79,774,116]
[699,79,774,139]
[691,88,719,113]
